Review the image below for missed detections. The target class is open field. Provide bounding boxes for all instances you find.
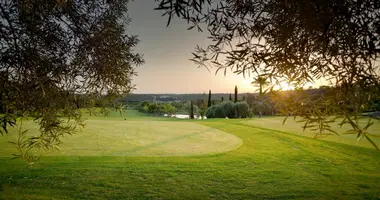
[0,111,380,199]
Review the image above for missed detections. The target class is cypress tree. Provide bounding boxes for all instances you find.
[190,101,194,119]
[207,90,212,107]
[229,93,232,101]
[221,97,224,101]
[234,85,238,103]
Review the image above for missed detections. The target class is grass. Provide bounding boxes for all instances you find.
[0,111,380,199]
[242,116,380,149]
[0,119,242,157]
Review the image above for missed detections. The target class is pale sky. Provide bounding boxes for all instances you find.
[128,1,257,94]
[127,1,326,94]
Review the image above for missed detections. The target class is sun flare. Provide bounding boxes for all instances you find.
[273,82,295,91]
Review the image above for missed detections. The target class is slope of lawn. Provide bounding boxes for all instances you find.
[0,118,242,157]
[242,116,380,149]
[0,111,379,199]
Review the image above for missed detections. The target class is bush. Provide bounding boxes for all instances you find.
[170,101,184,110]
[235,102,249,118]
[164,104,176,116]
[205,105,217,118]
[138,102,151,112]
[220,101,236,118]
[199,107,206,119]
[213,105,226,118]
[137,102,167,115]
[201,101,250,118]
[247,108,254,118]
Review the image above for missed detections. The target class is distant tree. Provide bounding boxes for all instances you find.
[213,105,226,118]
[199,102,207,119]
[164,104,176,117]
[190,101,194,119]
[252,76,270,97]
[221,101,236,118]
[246,93,257,109]
[242,96,246,101]
[221,97,224,101]
[234,86,238,103]
[235,102,250,118]
[184,101,199,115]
[147,103,159,115]
[170,102,184,111]
[229,94,232,101]
[205,101,242,118]
[205,105,217,119]
[207,90,212,107]
[252,76,270,118]
[195,99,204,108]
[234,86,239,116]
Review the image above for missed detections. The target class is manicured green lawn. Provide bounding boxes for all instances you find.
[242,116,380,149]
[0,111,379,199]
[0,119,242,157]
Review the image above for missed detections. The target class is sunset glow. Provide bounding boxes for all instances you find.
[273,82,296,91]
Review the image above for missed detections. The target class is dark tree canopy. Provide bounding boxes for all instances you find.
[207,90,212,107]
[155,0,380,149]
[190,101,194,119]
[234,85,238,103]
[0,0,143,162]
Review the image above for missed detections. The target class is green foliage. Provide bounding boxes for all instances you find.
[114,102,126,116]
[205,101,249,119]
[247,109,254,118]
[100,107,111,117]
[0,0,143,161]
[86,99,97,116]
[213,105,225,118]
[220,101,236,118]
[252,76,270,96]
[234,86,238,103]
[137,102,178,116]
[170,102,184,110]
[190,101,194,119]
[148,103,161,115]
[199,107,206,119]
[184,101,199,115]
[164,104,177,117]
[235,102,249,118]
[207,90,212,107]
[205,105,216,119]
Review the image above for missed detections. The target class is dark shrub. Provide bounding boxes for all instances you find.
[235,102,249,118]
[220,101,236,118]
[213,105,226,118]
[205,105,216,118]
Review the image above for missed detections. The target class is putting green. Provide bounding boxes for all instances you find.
[0,120,242,157]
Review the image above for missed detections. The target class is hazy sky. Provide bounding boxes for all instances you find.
[128,1,256,94]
